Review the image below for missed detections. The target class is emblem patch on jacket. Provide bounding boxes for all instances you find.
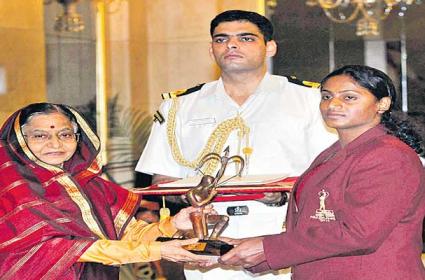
[310,189,335,222]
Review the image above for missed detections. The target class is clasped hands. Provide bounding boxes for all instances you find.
[162,205,267,269]
[181,235,267,270]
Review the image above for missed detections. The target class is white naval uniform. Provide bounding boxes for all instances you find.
[136,73,337,279]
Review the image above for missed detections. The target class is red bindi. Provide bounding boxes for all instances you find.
[50,125,55,129]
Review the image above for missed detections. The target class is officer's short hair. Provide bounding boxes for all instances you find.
[210,10,274,42]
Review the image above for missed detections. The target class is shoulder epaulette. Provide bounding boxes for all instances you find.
[286,76,320,89]
[153,110,165,124]
[161,83,205,100]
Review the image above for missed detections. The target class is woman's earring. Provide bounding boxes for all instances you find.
[378,97,391,113]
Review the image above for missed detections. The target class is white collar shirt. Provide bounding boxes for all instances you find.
[136,73,337,179]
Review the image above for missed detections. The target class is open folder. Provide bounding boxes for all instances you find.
[158,174,290,187]
[130,174,297,197]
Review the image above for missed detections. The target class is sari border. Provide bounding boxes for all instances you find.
[2,243,44,280]
[0,200,45,224]
[69,107,100,150]
[0,218,71,250]
[0,160,15,172]
[58,176,107,239]
[114,191,140,236]
[0,179,26,198]
[41,240,92,280]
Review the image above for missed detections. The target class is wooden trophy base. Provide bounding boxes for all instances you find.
[156,237,233,256]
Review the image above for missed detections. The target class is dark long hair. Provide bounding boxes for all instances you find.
[321,65,424,156]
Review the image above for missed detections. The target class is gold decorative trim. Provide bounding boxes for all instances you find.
[14,112,28,153]
[0,218,71,250]
[0,179,26,198]
[167,98,250,175]
[87,153,102,174]
[161,89,186,100]
[74,154,102,180]
[31,173,106,240]
[41,240,92,280]
[303,80,321,88]
[58,176,106,239]
[68,107,100,151]
[0,160,15,172]
[69,107,103,175]
[0,200,44,224]
[114,191,139,235]
[41,173,69,188]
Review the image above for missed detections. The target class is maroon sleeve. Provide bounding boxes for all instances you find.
[246,260,272,274]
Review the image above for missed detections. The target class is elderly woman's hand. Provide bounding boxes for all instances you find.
[171,205,215,231]
[160,238,218,265]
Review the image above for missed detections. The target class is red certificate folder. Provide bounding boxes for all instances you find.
[131,175,298,202]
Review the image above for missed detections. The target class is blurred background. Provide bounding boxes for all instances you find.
[0,1,424,278]
[0,0,424,183]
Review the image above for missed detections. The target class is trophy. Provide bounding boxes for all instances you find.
[158,146,244,256]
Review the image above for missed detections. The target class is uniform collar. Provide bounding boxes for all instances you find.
[215,72,273,107]
[253,72,274,97]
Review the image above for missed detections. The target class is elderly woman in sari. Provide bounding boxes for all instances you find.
[0,103,213,280]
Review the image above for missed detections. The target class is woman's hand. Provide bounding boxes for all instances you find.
[171,205,215,231]
[218,237,266,268]
[160,238,217,265]
[218,236,246,246]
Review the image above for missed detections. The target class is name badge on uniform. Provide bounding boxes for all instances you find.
[227,206,249,216]
[310,189,335,222]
